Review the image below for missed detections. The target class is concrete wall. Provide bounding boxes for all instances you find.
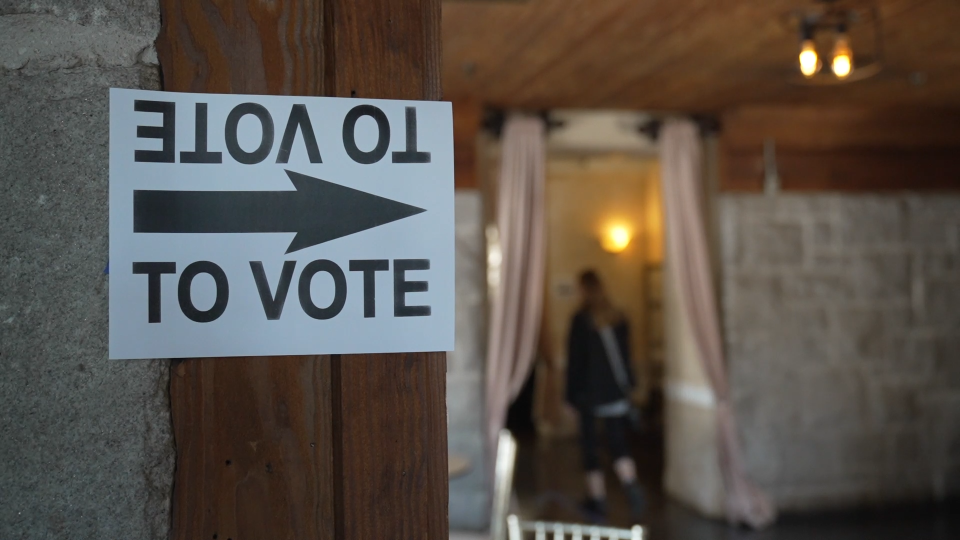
[448,190,490,530]
[0,3,174,539]
[721,193,960,510]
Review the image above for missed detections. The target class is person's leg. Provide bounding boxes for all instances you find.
[604,416,635,483]
[604,416,646,522]
[579,411,606,517]
[613,456,637,484]
[585,470,605,500]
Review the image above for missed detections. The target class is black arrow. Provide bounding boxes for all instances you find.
[134,170,426,253]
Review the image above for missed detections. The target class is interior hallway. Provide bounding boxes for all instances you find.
[510,428,960,540]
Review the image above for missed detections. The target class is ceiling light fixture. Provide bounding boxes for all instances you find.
[831,22,853,78]
[798,20,820,77]
[785,1,882,85]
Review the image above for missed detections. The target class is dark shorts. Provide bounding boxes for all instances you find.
[579,413,631,471]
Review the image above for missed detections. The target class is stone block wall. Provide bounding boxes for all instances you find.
[0,3,174,539]
[721,194,960,510]
[448,190,490,530]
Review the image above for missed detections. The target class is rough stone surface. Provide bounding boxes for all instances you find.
[448,191,490,530]
[0,0,159,36]
[722,193,960,511]
[0,3,171,539]
[738,222,804,266]
[0,14,157,73]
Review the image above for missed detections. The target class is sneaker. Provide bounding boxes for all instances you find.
[580,497,607,522]
[624,482,646,523]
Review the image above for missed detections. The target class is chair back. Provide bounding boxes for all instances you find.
[507,516,643,540]
[489,429,644,540]
[490,430,518,540]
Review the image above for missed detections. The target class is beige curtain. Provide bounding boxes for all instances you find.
[660,119,776,529]
[485,114,547,455]
[532,291,577,439]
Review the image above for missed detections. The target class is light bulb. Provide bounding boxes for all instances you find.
[832,33,852,78]
[799,39,819,77]
[601,225,631,253]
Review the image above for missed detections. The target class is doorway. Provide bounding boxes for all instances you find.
[499,126,668,527]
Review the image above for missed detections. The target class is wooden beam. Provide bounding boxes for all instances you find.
[722,106,960,151]
[723,147,960,192]
[720,106,960,192]
[453,99,482,189]
[157,2,448,540]
[167,357,337,540]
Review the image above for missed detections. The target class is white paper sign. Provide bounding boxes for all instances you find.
[109,89,454,359]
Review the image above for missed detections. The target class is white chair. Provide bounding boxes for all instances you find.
[490,430,644,540]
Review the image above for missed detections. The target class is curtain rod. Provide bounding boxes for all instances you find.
[480,107,720,139]
[480,108,565,138]
[637,114,721,141]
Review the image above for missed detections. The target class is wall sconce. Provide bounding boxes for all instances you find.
[600,225,632,254]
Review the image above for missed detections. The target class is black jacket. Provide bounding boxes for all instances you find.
[565,308,635,412]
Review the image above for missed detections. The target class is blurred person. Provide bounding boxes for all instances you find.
[565,269,646,523]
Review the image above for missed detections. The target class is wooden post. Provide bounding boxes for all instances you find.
[452,100,482,190]
[156,2,448,539]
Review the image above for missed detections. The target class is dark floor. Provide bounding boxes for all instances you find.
[510,427,960,540]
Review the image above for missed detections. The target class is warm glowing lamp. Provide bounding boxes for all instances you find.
[799,41,819,77]
[798,22,820,78]
[831,24,852,78]
[601,225,632,253]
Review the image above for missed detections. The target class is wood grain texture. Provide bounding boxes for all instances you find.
[326,2,448,538]
[722,106,960,151]
[442,0,960,111]
[453,99,481,189]
[157,0,325,95]
[332,353,448,540]
[327,0,442,101]
[720,106,960,191]
[159,1,448,539]
[722,147,960,192]
[169,356,336,540]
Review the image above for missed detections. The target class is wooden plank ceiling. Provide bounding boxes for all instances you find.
[442,0,960,112]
